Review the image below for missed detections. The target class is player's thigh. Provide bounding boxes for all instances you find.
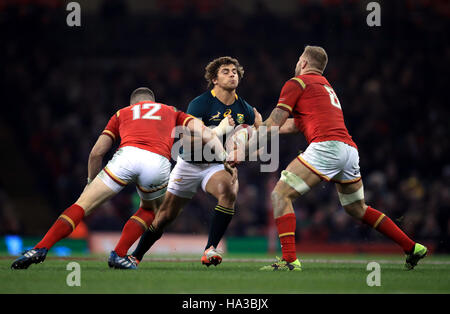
[270,179,299,218]
[75,177,117,214]
[167,157,203,199]
[93,146,136,202]
[271,158,321,216]
[272,180,299,203]
[335,179,367,219]
[140,194,165,212]
[136,152,171,202]
[280,157,322,193]
[204,169,238,202]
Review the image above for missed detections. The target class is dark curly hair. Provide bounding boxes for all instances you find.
[204,56,244,89]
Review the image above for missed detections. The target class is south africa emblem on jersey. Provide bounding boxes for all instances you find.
[237,113,245,124]
[209,111,221,121]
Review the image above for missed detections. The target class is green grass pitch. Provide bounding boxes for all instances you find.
[1,253,450,294]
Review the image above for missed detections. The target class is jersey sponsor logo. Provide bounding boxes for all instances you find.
[237,113,245,124]
[209,111,221,121]
[223,109,232,117]
[172,178,183,183]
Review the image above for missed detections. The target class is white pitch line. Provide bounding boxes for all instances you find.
[144,257,450,265]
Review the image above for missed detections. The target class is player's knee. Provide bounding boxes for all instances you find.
[343,201,367,219]
[270,189,280,205]
[217,183,237,205]
[271,189,290,215]
[140,199,160,211]
[272,183,296,202]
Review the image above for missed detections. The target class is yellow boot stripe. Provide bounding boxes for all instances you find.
[59,214,75,230]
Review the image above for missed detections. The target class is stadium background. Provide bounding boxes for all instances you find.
[0,0,448,256]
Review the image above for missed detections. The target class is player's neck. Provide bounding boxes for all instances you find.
[212,87,236,106]
[301,69,322,76]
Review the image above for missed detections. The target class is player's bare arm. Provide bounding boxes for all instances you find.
[186,118,228,162]
[253,107,263,129]
[279,118,299,134]
[238,107,263,162]
[262,107,290,129]
[212,115,235,137]
[230,107,288,164]
[87,134,114,183]
[186,118,236,180]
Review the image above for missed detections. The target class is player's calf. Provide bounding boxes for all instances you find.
[342,201,367,220]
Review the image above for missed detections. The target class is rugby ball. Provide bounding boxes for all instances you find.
[225,124,255,153]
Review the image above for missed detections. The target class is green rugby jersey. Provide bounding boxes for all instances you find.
[181,89,255,163]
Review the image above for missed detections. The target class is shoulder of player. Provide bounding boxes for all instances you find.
[187,92,211,111]
[290,74,330,88]
[119,102,175,115]
[187,91,214,116]
[285,76,309,90]
[190,91,212,105]
[113,105,130,118]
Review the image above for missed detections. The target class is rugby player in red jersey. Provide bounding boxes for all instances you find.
[230,46,427,271]
[11,87,230,269]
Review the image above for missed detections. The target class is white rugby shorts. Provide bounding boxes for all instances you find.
[167,156,225,199]
[297,141,361,184]
[97,146,171,200]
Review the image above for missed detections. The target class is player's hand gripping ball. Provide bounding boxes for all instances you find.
[225,124,255,164]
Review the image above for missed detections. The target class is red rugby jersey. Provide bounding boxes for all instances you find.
[102,101,194,160]
[276,74,357,149]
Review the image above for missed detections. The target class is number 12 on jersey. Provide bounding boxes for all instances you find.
[131,103,162,120]
[323,85,342,110]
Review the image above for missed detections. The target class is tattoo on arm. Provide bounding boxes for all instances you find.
[243,108,289,158]
[262,108,289,128]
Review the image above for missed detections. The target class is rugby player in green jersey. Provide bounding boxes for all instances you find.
[130,57,262,267]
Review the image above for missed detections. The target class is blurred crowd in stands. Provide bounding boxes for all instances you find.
[1,0,449,252]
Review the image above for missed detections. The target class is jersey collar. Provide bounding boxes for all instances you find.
[211,89,238,100]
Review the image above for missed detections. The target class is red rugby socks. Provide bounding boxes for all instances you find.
[35,204,85,250]
[275,213,297,263]
[114,208,156,257]
[362,206,415,253]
